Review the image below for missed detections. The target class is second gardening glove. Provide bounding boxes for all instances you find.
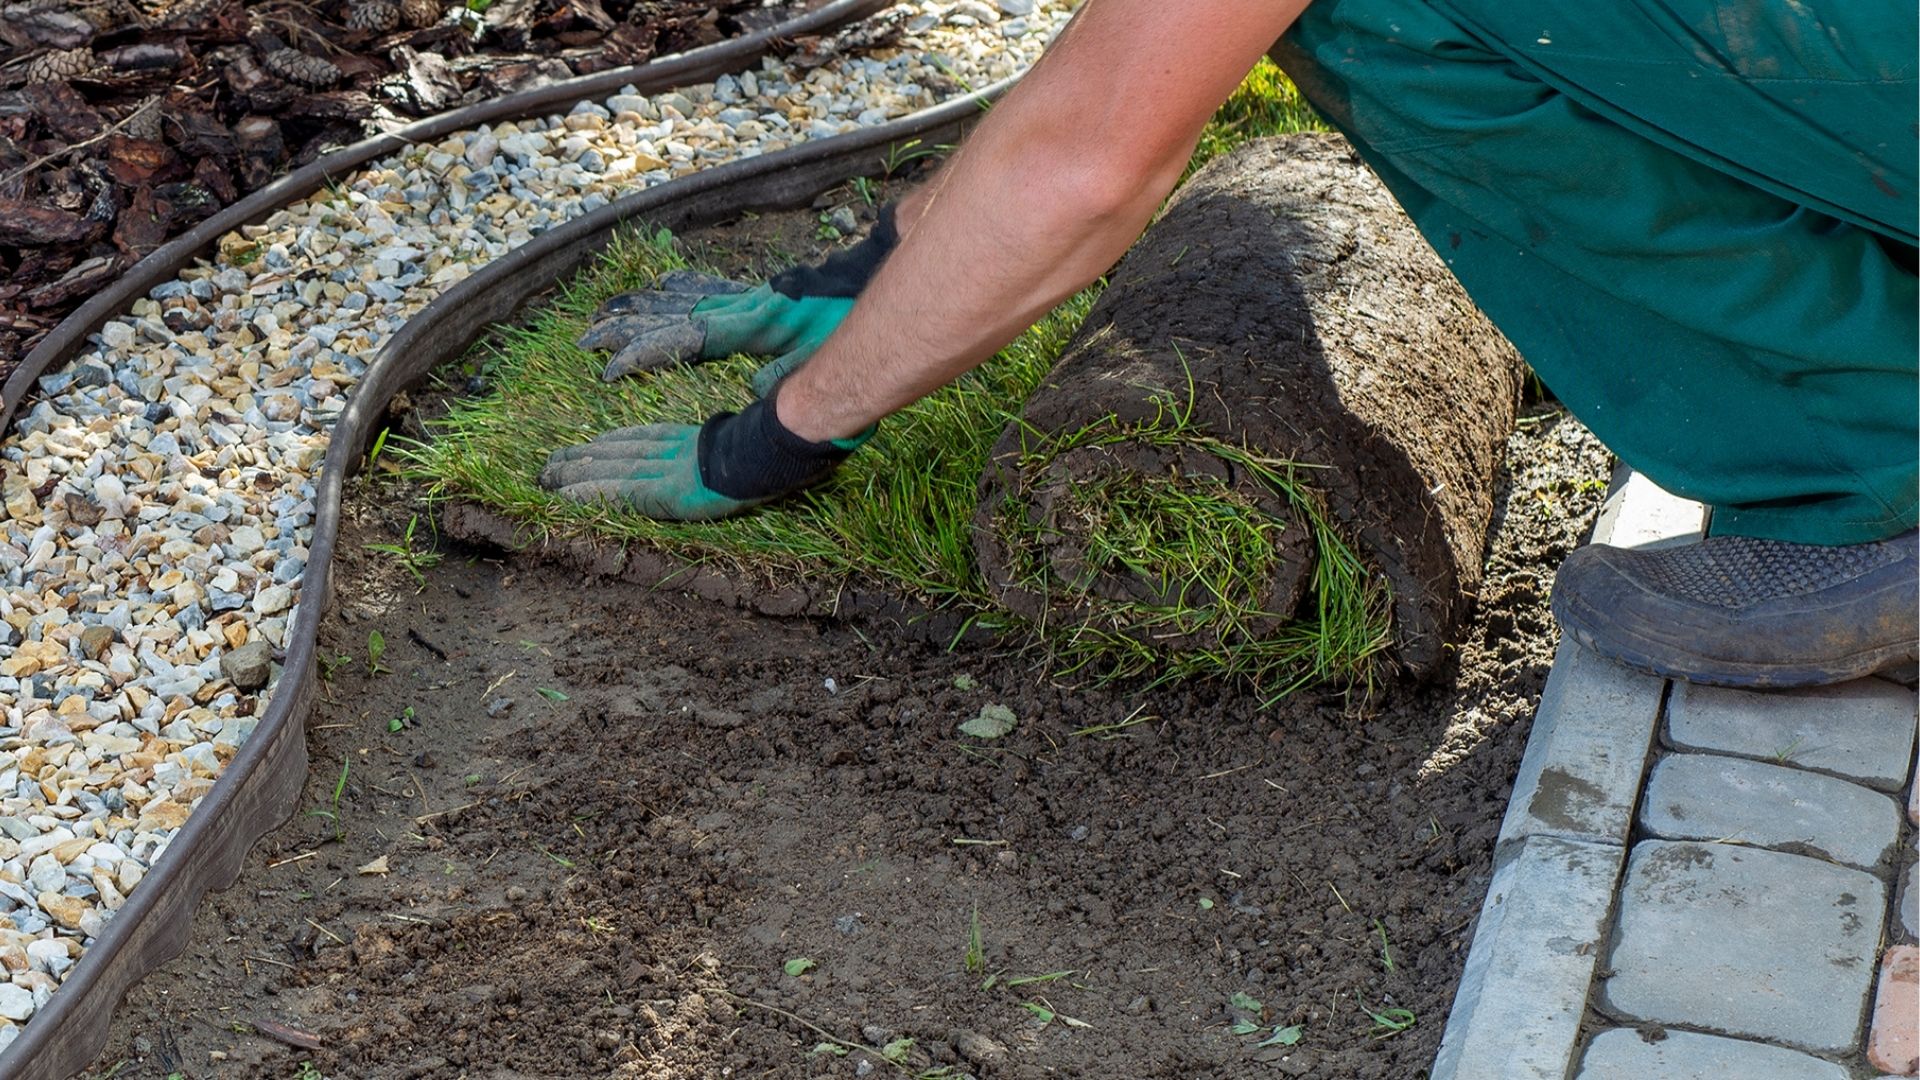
[580,205,898,395]
[539,395,872,521]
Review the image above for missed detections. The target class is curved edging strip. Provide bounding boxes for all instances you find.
[0,0,889,427]
[0,73,1013,1077]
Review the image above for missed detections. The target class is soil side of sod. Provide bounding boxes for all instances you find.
[79,200,1612,1076]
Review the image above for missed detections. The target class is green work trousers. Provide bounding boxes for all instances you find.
[1271,0,1919,544]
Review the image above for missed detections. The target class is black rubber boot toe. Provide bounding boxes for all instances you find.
[1549,529,1919,688]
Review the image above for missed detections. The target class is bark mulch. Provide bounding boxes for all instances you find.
[0,0,807,381]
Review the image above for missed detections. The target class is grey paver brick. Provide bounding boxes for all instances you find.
[1600,840,1885,1054]
[1666,678,1918,792]
[1430,835,1620,1080]
[1589,467,1708,551]
[1640,753,1902,871]
[1496,639,1664,854]
[1574,1028,1850,1080]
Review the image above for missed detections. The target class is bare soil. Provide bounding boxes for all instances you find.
[79,390,1609,1077]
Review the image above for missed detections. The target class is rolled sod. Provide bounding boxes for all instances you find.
[973,134,1527,679]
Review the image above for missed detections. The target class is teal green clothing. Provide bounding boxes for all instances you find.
[1272,0,1919,544]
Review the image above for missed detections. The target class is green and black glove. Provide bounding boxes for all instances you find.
[580,204,898,395]
[539,393,872,521]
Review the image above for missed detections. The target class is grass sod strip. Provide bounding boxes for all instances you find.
[985,390,1392,692]
[414,230,1095,602]
[406,63,1391,696]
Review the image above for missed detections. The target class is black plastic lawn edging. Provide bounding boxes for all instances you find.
[0,31,1021,1080]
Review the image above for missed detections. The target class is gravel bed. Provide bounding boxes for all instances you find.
[0,0,1071,1045]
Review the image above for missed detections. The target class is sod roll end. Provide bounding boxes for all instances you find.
[974,134,1527,684]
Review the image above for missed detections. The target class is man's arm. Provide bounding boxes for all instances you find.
[774,0,1312,442]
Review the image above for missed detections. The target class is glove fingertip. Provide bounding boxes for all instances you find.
[600,322,709,380]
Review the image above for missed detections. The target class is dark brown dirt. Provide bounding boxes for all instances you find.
[81,394,1609,1079]
[976,135,1528,677]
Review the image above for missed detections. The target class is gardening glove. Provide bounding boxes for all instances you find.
[538,394,874,521]
[579,205,899,390]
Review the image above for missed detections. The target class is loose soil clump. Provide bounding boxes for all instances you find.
[84,403,1610,1078]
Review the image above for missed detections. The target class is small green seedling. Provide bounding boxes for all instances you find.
[1198,897,1215,910]
[1374,918,1395,973]
[963,905,985,975]
[1020,1000,1091,1029]
[534,844,575,869]
[364,513,442,587]
[880,1037,914,1063]
[808,1043,849,1057]
[320,651,353,681]
[783,957,817,977]
[1255,1024,1303,1048]
[537,687,570,702]
[306,760,351,843]
[388,705,414,734]
[951,672,977,691]
[882,138,936,176]
[1366,1006,1417,1039]
[365,427,392,473]
[366,630,389,675]
[1002,971,1076,988]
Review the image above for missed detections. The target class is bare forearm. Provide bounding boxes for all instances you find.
[776,0,1309,442]
[779,110,1184,438]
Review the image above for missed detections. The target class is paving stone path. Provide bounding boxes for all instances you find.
[1434,468,1919,1080]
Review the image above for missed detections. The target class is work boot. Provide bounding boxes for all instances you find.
[1550,529,1919,688]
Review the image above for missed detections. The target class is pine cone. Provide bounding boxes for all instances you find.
[398,0,440,29]
[24,47,101,84]
[261,47,341,88]
[346,0,398,32]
